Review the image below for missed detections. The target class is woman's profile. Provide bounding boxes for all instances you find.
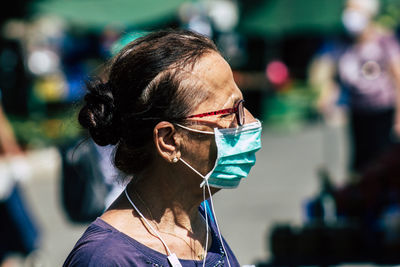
[63,29,262,267]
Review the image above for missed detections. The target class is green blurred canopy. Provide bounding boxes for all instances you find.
[30,0,186,28]
[239,0,348,38]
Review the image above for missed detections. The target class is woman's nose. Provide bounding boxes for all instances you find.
[244,108,257,124]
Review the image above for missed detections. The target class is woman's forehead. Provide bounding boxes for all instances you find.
[191,53,242,107]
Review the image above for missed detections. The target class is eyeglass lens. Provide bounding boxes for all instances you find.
[237,101,245,126]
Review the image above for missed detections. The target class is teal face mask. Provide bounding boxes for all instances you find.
[177,120,262,189]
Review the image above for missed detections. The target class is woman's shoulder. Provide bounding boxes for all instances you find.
[62,218,153,266]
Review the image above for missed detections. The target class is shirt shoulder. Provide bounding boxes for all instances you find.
[63,218,156,267]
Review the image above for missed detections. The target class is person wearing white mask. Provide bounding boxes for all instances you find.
[312,0,400,175]
[340,0,400,174]
[63,29,261,267]
[341,0,380,36]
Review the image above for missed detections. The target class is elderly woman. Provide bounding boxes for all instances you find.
[63,29,262,267]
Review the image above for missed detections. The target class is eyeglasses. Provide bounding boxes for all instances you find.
[185,100,245,126]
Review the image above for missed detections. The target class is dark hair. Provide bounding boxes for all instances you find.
[78,29,218,175]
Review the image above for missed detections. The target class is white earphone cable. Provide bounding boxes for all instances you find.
[205,179,232,267]
[202,185,209,267]
[124,189,173,256]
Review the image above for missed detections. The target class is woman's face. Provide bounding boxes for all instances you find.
[179,51,256,177]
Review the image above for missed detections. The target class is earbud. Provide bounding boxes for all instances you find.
[172,157,179,163]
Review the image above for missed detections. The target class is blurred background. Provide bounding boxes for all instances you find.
[2,0,400,266]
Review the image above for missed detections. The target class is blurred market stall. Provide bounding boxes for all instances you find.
[29,0,186,29]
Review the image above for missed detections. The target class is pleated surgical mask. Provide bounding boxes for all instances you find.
[176,120,262,189]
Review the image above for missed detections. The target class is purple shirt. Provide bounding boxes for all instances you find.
[338,33,400,112]
[63,206,240,267]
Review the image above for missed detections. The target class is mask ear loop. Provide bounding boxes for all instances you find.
[175,123,215,135]
[179,158,212,188]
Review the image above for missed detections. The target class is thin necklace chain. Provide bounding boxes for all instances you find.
[131,188,205,260]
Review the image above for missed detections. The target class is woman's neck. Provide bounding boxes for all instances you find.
[126,169,206,233]
[102,165,212,260]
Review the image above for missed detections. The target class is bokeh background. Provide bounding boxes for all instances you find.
[2,0,400,266]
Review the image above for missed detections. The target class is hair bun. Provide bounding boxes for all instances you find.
[78,80,119,146]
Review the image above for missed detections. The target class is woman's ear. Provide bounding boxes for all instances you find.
[153,121,181,163]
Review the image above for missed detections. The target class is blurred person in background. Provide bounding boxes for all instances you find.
[0,91,41,267]
[63,29,261,266]
[305,0,400,257]
[311,0,400,177]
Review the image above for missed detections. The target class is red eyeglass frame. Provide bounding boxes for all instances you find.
[185,99,245,126]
